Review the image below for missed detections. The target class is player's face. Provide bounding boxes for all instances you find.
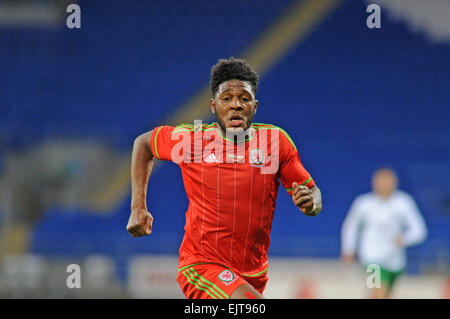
[372,170,397,198]
[210,79,258,134]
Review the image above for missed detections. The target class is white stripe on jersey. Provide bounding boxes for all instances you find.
[229,162,237,265]
[215,165,220,253]
[200,161,206,256]
[243,163,254,260]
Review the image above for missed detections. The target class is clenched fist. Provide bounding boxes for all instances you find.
[291,182,316,215]
[126,208,154,237]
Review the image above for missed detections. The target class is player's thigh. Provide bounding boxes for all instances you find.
[245,273,269,295]
[230,283,265,299]
[380,267,403,292]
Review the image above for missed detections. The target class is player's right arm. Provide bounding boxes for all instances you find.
[127,130,155,237]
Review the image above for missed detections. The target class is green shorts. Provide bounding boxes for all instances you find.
[380,267,403,291]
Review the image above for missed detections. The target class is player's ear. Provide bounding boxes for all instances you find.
[254,100,258,114]
[210,98,216,114]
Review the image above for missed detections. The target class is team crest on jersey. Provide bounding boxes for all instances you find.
[250,149,264,166]
[218,269,238,285]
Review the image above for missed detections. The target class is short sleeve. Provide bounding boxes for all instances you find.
[150,125,195,163]
[277,129,315,195]
[150,126,175,161]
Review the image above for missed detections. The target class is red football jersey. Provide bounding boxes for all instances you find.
[150,122,315,276]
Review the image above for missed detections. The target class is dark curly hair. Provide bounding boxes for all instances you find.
[210,57,259,98]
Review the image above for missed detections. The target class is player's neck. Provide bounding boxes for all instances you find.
[374,191,394,200]
[216,123,254,144]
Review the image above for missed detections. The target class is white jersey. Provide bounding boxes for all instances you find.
[341,190,427,271]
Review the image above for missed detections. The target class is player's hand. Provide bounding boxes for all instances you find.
[341,253,355,264]
[394,235,404,248]
[291,182,315,215]
[127,208,153,237]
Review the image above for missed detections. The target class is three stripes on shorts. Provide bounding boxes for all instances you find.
[182,267,229,299]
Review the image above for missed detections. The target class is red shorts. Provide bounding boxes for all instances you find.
[177,263,268,299]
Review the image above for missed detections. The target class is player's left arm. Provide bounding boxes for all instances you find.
[276,127,322,216]
[396,194,427,247]
[291,183,322,216]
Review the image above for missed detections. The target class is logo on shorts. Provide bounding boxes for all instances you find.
[218,269,237,285]
[250,149,264,166]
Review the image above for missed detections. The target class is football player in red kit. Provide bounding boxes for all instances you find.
[127,58,322,299]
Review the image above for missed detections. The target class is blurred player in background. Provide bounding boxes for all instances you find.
[341,168,427,298]
[126,57,322,299]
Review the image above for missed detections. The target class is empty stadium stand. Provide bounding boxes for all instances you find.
[0,0,448,280]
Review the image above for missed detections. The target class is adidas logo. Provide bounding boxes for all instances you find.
[204,153,219,163]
